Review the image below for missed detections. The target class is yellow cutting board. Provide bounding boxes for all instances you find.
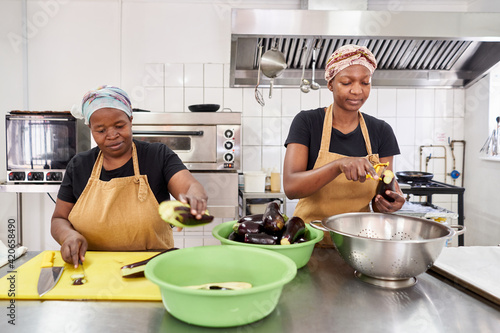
[0,251,162,301]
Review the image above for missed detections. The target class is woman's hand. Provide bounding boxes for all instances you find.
[337,157,379,182]
[169,170,209,220]
[179,192,208,219]
[51,199,87,268]
[372,188,405,213]
[59,231,88,268]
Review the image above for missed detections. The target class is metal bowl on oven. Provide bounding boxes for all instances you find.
[310,212,465,289]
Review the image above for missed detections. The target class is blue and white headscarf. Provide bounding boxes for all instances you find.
[71,85,132,125]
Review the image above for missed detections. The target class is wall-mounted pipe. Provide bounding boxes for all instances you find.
[449,139,466,188]
[419,145,447,181]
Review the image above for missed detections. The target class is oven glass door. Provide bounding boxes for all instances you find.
[6,116,76,170]
[133,125,216,163]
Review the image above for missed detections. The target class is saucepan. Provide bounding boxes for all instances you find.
[311,212,465,289]
[260,42,287,99]
[396,171,434,183]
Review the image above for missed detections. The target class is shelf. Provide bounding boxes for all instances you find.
[480,156,500,162]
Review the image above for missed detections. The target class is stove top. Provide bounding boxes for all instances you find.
[398,179,464,195]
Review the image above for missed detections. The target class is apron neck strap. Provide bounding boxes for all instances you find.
[90,142,140,179]
[320,105,373,155]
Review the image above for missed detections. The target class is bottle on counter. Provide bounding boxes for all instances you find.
[264,168,271,191]
[271,167,281,192]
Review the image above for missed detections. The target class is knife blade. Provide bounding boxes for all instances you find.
[37,251,64,296]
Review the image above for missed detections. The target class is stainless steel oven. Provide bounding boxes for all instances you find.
[5,111,90,183]
[132,111,242,219]
[132,112,241,171]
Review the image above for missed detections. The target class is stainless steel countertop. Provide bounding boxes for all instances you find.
[1,249,500,332]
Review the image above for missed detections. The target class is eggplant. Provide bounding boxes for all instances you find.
[376,170,396,203]
[244,233,279,245]
[294,236,308,243]
[228,231,244,242]
[280,216,306,245]
[237,214,263,224]
[121,248,178,278]
[158,200,214,228]
[261,202,286,235]
[233,220,263,237]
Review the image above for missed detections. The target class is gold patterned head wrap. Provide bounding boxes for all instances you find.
[325,44,377,82]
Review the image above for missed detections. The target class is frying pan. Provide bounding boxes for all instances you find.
[188,104,220,112]
[396,171,434,183]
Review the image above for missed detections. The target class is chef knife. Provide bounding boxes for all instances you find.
[37,251,64,296]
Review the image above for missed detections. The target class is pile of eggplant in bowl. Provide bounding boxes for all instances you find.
[212,202,323,269]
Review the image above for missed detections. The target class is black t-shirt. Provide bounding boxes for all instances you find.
[285,108,400,170]
[57,139,187,204]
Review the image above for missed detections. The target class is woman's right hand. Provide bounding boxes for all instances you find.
[60,231,88,268]
[337,157,378,182]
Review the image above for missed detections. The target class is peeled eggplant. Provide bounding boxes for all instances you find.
[158,200,214,228]
[261,202,286,235]
[376,170,396,202]
[244,233,279,245]
[280,216,306,245]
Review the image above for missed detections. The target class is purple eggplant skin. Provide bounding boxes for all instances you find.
[294,236,308,243]
[228,231,244,242]
[280,216,306,245]
[237,214,264,224]
[121,248,179,278]
[375,170,396,203]
[261,202,286,235]
[175,206,214,226]
[244,233,279,245]
[233,221,263,237]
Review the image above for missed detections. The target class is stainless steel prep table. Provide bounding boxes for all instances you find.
[0,184,60,246]
[1,249,499,332]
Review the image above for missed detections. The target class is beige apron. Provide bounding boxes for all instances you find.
[294,105,380,246]
[68,143,174,251]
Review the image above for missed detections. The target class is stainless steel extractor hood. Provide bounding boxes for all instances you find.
[230,9,500,88]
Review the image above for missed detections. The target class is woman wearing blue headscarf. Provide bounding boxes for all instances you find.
[51,85,208,268]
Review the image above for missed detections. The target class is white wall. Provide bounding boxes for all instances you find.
[463,73,500,246]
[0,0,497,250]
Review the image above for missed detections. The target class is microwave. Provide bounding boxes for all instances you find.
[5,111,91,183]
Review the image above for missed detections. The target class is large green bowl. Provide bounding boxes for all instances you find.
[145,245,297,328]
[212,221,323,269]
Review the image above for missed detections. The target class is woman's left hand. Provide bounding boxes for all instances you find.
[373,190,405,213]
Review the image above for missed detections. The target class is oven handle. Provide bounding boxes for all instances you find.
[133,130,204,136]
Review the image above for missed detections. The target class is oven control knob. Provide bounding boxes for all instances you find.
[224,152,234,162]
[29,172,44,181]
[224,140,234,150]
[224,129,234,139]
[47,172,63,181]
[9,172,26,181]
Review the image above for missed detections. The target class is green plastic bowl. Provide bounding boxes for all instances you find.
[145,245,297,328]
[212,221,323,269]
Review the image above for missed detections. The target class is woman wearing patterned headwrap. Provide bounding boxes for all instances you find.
[283,45,405,245]
[51,85,208,267]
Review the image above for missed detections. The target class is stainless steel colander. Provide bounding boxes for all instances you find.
[311,212,465,288]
